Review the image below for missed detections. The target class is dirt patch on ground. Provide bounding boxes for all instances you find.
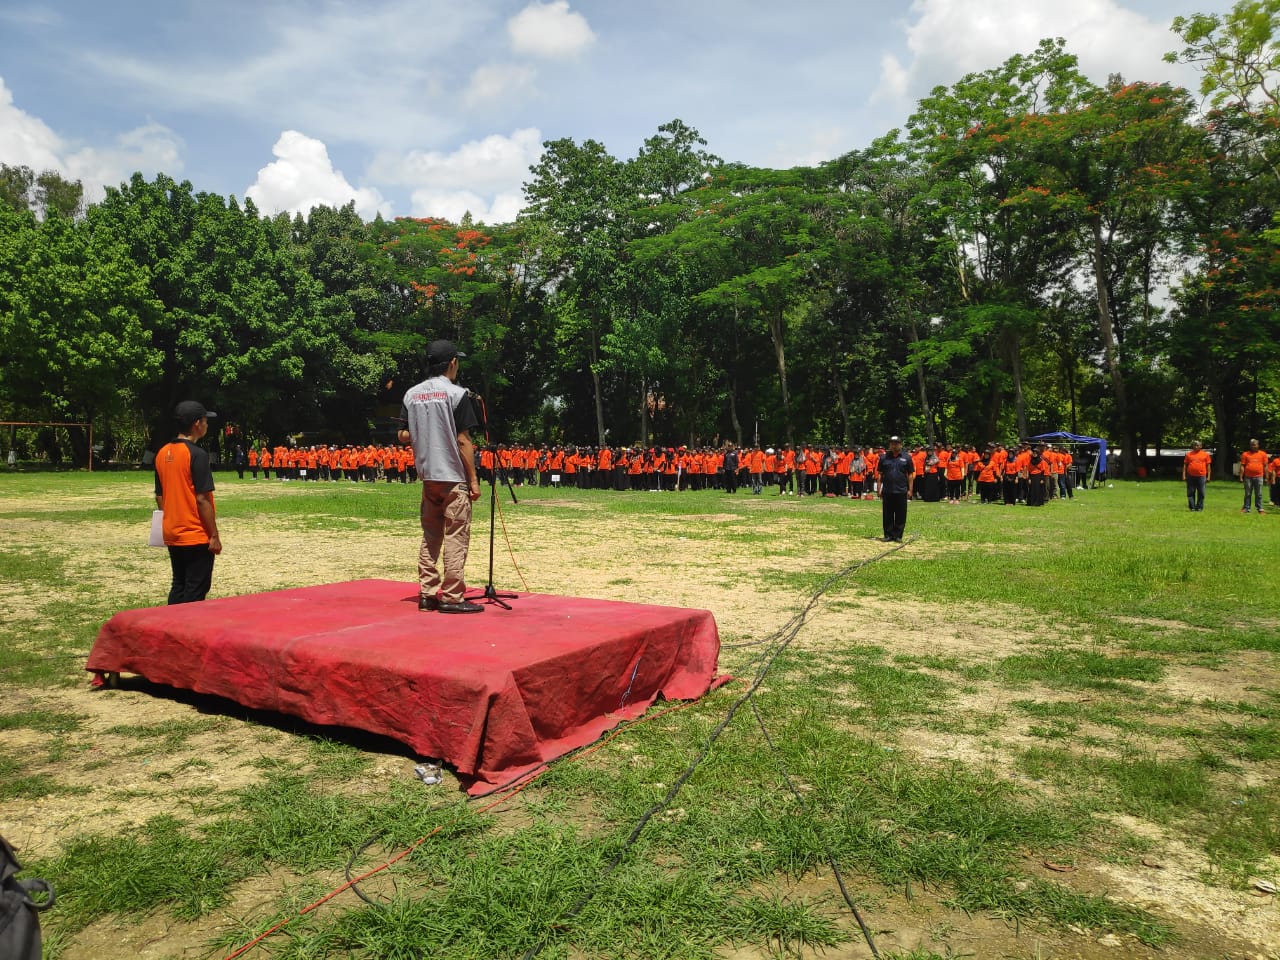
[66,865,349,960]
[0,684,422,862]
[1160,653,1278,705]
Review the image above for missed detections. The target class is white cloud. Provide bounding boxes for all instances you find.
[464,64,538,106]
[874,0,1199,105]
[245,131,388,220]
[0,75,182,202]
[371,128,543,222]
[0,76,62,171]
[409,188,525,225]
[873,53,910,105]
[508,1,596,58]
[374,128,544,190]
[65,123,184,197]
[770,125,853,169]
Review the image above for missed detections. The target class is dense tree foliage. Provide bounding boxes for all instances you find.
[3,7,1279,474]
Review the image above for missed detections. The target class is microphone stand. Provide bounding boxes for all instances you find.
[469,395,519,610]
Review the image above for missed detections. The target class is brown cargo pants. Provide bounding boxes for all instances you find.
[418,481,473,604]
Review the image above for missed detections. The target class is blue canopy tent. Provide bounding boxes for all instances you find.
[1028,432,1108,486]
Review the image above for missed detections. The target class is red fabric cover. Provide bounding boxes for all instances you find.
[85,580,722,792]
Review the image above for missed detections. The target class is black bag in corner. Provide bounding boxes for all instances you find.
[1,834,53,960]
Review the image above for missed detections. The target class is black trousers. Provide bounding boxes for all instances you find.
[167,543,215,604]
[882,493,908,541]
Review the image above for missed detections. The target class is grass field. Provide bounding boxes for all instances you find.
[1,470,1277,960]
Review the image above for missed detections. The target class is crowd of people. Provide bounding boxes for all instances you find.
[231,439,1097,506]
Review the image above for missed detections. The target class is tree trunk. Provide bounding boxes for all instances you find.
[1067,358,1078,435]
[639,375,648,447]
[1211,387,1232,482]
[833,371,850,445]
[766,308,793,445]
[906,313,936,446]
[1007,330,1028,439]
[1091,215,1133,475]
[589,330,606,447]
[728,375,742,447]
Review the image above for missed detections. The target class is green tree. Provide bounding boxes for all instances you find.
[0,199,161,462]
[1168,1,1280,114]
[1002,79,1207,472]
[903,39,1092,440]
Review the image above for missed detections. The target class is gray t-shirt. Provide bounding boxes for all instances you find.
[400,376,480,483]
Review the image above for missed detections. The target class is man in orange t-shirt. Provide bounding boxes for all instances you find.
[155,401,222,604]
[1269,452,1280,507]
[748,447,765,495]
[1240,439,1269,513]
[1182,441,1211,512]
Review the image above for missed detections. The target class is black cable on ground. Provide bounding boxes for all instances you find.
[520,538,912,959]
[748,696,882,959]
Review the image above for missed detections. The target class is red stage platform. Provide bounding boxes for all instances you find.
[85,580,722,792]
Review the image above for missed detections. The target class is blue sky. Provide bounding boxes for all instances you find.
[0,0,1232,222]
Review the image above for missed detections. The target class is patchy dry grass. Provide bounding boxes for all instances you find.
[1,473,1277,960]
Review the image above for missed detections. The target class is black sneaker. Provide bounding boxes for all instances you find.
[419,595,440,612]
[438,600,484,614]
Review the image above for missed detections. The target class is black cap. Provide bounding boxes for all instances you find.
[427,340,466,366]
[889,435,902,443]
[175,400,217,429]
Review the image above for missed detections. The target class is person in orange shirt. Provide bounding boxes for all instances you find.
[1240,438,1269,513]
[1182,441,1211,512]
[821,447,839,497]
[746,447,764,495]
[247,446,259,478]
[627,447,644,490]
[834,447,852,498]
[910,447,927,500]
[976,449,999,503]
[944,447,965,503]
[1003,445,1022,505]
[1269,451,1280,508]
[1026,444,1051,506]
[598,445,614,490]
[802,446,822,496]
[863,447,880,498]
[1055,446,1074,500]
[155,401,222,604]
[776,445,794,495]
[661,448,679,491]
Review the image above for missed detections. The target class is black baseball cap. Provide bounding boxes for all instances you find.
[427,340,466,365]
[175,400,217,428]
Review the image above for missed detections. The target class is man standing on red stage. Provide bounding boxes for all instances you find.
[399,340,484,614]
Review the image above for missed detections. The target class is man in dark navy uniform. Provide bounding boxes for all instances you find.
[876,435,914,542]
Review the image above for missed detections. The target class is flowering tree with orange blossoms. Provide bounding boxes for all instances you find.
[371,216,540,412]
